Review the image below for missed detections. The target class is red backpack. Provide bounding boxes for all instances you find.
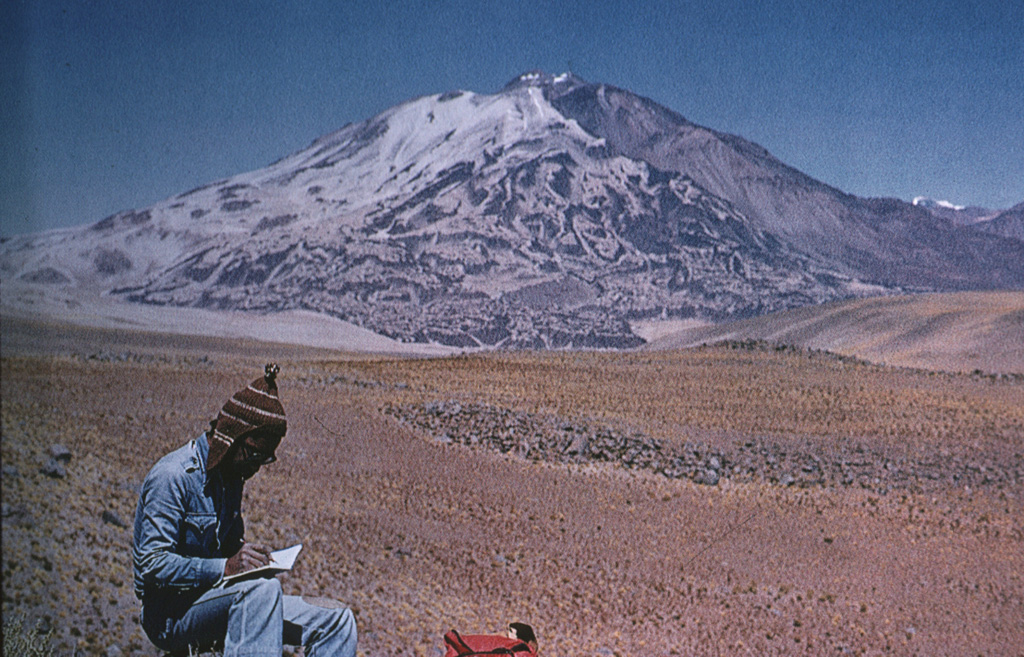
[443,629,537,657]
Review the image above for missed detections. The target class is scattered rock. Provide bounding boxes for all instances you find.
[101,510,128,528]
[384,401,1024,494]
[34,615,53,635]
[50,444,72,462]
[696,469,721,486]
[40,458,67,479]
[565,433,589,455]
[2,503,35,528]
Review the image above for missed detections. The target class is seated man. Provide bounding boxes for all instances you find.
[132,364,356,657]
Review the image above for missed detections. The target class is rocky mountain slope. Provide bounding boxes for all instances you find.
[980,202,1024,241]
[3,72,1022,348]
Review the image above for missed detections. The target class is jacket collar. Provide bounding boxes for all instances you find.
[196,432,210,464]
[194,432,218,489]
[197,431,238,494]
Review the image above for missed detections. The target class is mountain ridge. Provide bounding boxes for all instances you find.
[645,290,1024,374]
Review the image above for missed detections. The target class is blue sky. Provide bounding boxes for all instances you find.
[2,0,1022,236]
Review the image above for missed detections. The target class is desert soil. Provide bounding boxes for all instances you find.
[2,317,1022,656]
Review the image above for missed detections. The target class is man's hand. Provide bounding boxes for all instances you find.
[224,543,272,577]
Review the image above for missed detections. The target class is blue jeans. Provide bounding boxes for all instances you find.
[142,578,357,657]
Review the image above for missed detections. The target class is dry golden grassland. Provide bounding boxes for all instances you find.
[2,319,1022,656]
[647,291,1024,376]
[344,346,1022,450]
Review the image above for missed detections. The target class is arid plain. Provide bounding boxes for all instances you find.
[2,307,1022,656]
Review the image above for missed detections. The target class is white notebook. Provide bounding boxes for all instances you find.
[220,544,302,585]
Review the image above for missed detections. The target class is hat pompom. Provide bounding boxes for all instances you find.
[265,363,280,384]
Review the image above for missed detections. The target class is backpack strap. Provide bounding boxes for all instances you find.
[444,630,533,656]
[445,630,474,655]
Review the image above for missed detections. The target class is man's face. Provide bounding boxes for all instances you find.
[223,438,277,482]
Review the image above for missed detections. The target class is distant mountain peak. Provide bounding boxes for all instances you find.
[911,196,1004,227]
[913,196,965,211]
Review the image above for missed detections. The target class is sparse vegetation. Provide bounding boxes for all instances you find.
[331,347,1024,456]
[2,614,58,657]
[2,319,1022,655]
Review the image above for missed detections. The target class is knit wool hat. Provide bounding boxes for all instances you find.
[207,363,287,471]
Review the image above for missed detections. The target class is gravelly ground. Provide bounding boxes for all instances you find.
[2,319,1023,656]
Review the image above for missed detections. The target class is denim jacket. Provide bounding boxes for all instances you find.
[132,433,244,602]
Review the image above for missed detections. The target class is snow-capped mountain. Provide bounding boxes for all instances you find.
[3,72,1023,348]
[912,196,999,226]
[913,197,966,212]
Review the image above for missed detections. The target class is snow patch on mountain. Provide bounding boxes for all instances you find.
[913,196,965,211]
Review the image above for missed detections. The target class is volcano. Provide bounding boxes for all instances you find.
[3,72,1022,348]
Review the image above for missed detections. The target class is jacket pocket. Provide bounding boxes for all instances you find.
[180,513,217,557]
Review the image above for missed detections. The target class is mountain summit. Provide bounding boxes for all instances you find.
[3,72,1022,348]
[502,70,587,94]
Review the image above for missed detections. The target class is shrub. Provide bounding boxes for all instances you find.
[2,614,57,657]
